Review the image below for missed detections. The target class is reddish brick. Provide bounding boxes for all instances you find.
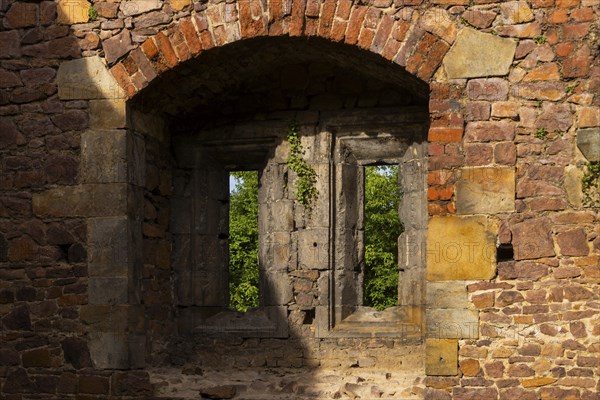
[428,127,463,142]
[335,0,353,20]
[110,63,136,98]
[179,19,202,55]
[370,14,393,54]
[428,186,453,201]
[344,5,368,45]
[317,0,336,38]
[289,0,307,36]
[330,20,348,42]
[556,42,575,57]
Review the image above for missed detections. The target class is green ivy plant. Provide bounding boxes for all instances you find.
[533,35,546,44]
[534,128,548,139]
[286,121,318,209]
[582,161,600,207]
[88,5,98,21]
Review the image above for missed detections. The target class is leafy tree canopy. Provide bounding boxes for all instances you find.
[364,165,403,311]
[229,171,259,312]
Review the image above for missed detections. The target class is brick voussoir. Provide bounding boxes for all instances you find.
[154,31,179,68]
[110,63,136,98]
[178,19,202,56]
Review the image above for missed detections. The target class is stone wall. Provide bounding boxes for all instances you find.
[0,0,599,398]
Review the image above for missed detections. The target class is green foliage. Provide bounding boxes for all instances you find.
[286,122,318,209]
[363,166,403,311]
[534,128,548,139]
[228,171,260,312]
[88,5,98,21]
[533,35,546,44]
[565,83,579,94]
[582,161,600,207]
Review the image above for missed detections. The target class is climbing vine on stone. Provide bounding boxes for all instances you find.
[286,122,318,209]
[582,161,600,207]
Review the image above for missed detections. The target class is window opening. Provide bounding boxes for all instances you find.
[228,170,260,312]
[363,165,402,311]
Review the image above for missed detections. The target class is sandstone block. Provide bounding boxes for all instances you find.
[456,167,515,214]
[557,229,588,256]
[89,99,127,129]
[443,28,516,79]
[81,130,127,183]
[57,56,125,100]
[467,78,509,101]
[511,218,555,260]
[427,309,479,339]
[88,332,129,369]
[5,2,38,28]
[500,1,534,24]
[120,0,162,16]
[33,184,128,217]
[426,339,457,376]
[89,276,128,304]
[577,128,600,161]
[427,216,497,280]
[427,281,468,308]
[103,30,134,65]
[57,0,90,24]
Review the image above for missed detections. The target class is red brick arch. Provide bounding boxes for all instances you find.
[107,1,456,99]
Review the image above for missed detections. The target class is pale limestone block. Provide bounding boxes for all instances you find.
[443,28,517,79]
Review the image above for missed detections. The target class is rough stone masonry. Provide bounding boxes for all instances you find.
[0,0,599,398]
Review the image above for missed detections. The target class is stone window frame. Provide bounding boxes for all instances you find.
[172,127,290,338]
[314,108,428,340]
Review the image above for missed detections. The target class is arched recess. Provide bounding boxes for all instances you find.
[49,1,463,373]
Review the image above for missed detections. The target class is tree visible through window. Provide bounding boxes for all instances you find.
[364,165,403,311]
[228,171,260,312]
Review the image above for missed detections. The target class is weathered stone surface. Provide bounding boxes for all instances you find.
[443,28,517,79]
[103,30,134,65]
[88,332,129,369]
[536,103,572,133]
[426,339,458,376]
[199,385,237,399]
[577,128,600,161]
[33,184,128,217]
[0,31,21,58]
[57,0,90,24]
[427,281,468,309]
[427,309,479,339]
[556,229,588,256]
[88,217,131,276]
[467,78,509,101]
[500,1,534,24]
[456,167,515,214]
[5,2,38,28]
[89,276,128,304]
[120,0,162,16]
[81,130,127,183]
[57,56,125,100]
[61,337,92,368]
[420,9,457,44]
[511,218,555,260]
[427,216,497,280]
[89,99,127,129]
